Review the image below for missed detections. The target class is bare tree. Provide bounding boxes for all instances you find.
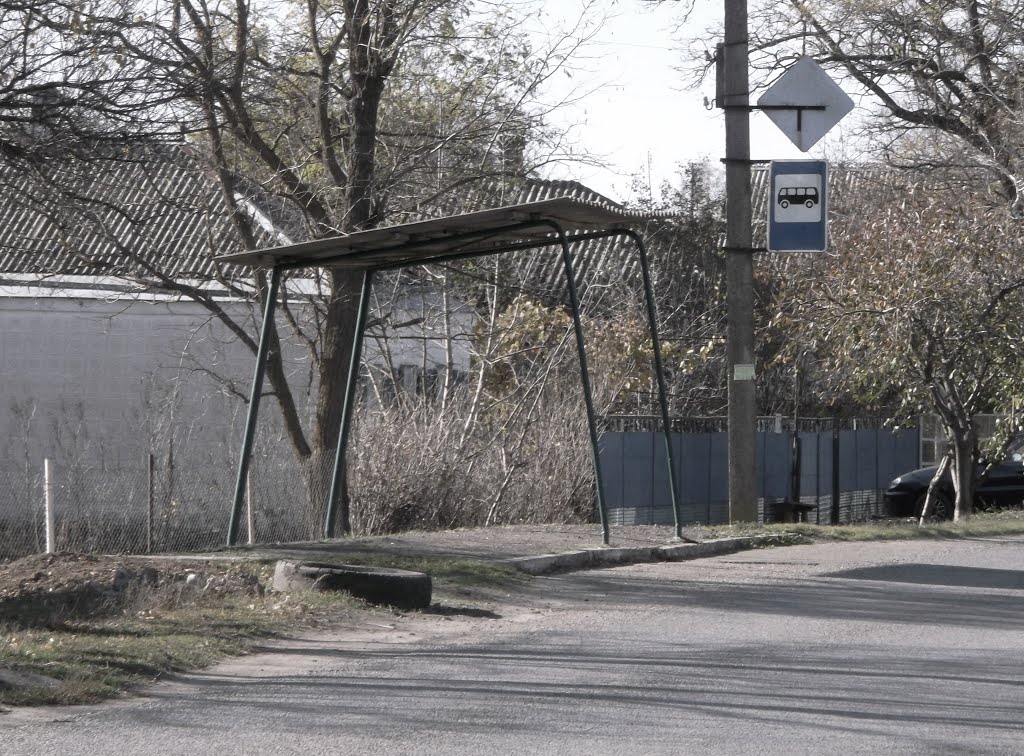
[0,0,605,534]
[0,1,176,158]
[728,1,1024,212]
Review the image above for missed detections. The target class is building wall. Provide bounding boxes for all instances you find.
[0,284,474,469]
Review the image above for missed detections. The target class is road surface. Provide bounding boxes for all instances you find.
[2,537,1022,755]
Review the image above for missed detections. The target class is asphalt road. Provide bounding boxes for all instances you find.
[2,537,1023,755]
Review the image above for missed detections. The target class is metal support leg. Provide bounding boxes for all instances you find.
[551,223,610,545]
[624,230,694,542]
[228,266,282,547]
[324,268,374,539]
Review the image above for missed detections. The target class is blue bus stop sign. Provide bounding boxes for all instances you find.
[767,160,828,252]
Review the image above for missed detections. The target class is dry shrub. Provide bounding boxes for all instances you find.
[347,387,594,535]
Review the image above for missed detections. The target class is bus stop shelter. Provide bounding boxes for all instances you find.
[216,197,687,546]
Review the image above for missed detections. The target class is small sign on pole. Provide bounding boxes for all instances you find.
[767,160,828,253]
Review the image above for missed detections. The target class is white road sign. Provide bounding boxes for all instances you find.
[768,160,828,252]
[756,56,855,151]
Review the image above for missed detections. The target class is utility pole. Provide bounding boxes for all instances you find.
[721,0,758,522]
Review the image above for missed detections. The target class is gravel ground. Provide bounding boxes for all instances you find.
[226,523,711,563]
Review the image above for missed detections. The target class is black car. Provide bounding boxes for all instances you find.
[884,443,1024,519]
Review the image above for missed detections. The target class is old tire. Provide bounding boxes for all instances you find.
[272,560,431,610]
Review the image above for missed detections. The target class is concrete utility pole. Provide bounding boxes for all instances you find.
[722,0,758,522]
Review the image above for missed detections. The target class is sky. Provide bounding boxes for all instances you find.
[534,0,850,204]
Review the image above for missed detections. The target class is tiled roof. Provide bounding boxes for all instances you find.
[0,144,657,294]
[0,146,959,294]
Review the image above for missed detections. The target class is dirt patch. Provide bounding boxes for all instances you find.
[0,524,703,624]
[0,552,265,627]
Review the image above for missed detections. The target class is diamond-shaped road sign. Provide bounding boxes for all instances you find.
[756,56,855,152]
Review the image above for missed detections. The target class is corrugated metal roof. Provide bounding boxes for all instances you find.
[0,144,265,280]
[215,196,675,270]
[491,179,661,297]
[0,150,671,296]
[266,177,687,299]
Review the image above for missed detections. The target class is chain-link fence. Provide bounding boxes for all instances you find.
[0,390,599,561]
[0,452,319,561]
[2,408,927,562]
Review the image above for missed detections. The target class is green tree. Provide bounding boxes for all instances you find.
[773,172,1024,520]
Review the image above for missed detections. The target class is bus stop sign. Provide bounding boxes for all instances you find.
[767,160,827,253]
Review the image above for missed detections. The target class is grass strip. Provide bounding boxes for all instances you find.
[0,554,516,709]
[0,600,284,706]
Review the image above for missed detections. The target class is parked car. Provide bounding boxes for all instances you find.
[884,442,1024,519]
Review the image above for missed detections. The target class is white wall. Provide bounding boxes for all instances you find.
[0,283,475,469]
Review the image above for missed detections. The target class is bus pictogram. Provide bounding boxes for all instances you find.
[768,160,827,252]
[777,186,819,209]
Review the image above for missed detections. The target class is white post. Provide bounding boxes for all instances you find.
[44,458,55,554]
[246,470,255,546]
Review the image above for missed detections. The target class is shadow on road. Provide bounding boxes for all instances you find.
[823,563,1024,590]
[140,641,1024,744]
[517,569,1023,630]
[125,555,1024,751]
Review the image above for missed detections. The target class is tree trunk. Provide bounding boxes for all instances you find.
[308,268,362,535]
[918,453,952,525]
[300,447,338,538]
[950,430,977,522]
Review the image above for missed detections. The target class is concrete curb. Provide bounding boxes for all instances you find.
[501,534,796,575]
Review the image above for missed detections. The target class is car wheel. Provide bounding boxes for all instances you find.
[780,200,789,209]
[915,491,953,521]
[805,199,814,208]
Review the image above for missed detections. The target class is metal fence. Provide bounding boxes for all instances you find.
[1,418,923,561]
[602,424,921,526]
[0,452,319,562]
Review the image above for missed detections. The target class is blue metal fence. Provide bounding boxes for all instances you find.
[602,427,920,526]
